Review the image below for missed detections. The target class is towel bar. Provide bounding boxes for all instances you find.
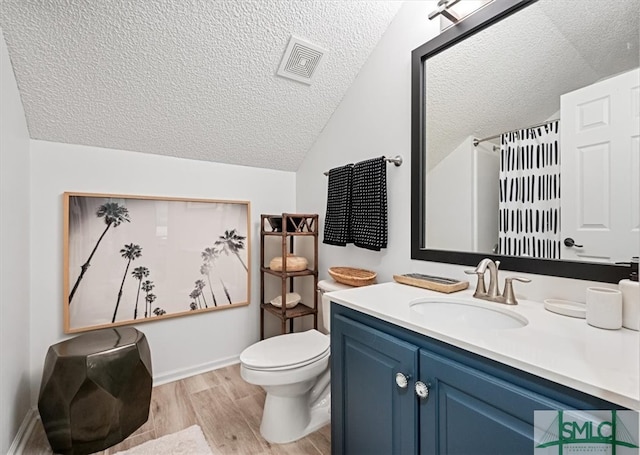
[323,155,402,176]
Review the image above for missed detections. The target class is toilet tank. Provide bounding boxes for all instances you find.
[318,280,353,333]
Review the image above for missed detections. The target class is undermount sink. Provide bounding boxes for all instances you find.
[409,298,528,330]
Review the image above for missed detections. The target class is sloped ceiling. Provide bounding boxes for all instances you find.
[0,1,402,171]
[426,0,639,170]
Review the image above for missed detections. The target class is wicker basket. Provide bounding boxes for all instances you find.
[328,267,377,287]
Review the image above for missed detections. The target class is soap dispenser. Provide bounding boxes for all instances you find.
[620,257,639,331]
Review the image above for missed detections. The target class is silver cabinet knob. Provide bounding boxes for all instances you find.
[395,372,410,389]
[415,381,430,399]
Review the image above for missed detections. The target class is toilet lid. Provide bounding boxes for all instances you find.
[240,330,330,370]
[318,279,353,293]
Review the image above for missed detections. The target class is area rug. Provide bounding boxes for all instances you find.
[113,425,213,455]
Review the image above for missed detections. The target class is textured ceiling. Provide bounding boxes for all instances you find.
[0,1,402,171]
[426,0,640,170]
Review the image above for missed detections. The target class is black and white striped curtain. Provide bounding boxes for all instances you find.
[498,121,560,259]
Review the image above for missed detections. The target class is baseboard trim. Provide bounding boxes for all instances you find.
[152,355,240,386]
[7,407,38,455]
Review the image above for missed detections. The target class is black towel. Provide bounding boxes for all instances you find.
[323,164,353,246]
[351,157,387,251]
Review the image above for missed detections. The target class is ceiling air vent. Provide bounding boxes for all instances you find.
[276,35,326,85]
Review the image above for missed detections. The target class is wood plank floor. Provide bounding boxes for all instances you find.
[23,363,330,454]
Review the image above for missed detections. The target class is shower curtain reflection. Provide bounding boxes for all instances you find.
[498,121,561,259]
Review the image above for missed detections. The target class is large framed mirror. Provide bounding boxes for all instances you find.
[411,0,639,283]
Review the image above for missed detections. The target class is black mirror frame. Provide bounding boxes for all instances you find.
[410,0,630,283]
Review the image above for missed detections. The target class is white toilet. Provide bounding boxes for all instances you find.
[239,280,352,444]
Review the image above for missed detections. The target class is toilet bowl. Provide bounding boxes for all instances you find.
[239,279,352,444]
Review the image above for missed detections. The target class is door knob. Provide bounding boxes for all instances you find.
[395,372,411,389]
[415,381,430,399]
[563,238,583,248]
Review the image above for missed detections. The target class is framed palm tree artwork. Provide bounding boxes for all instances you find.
[63,192,251,333]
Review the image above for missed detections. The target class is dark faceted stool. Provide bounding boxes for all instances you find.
[38,327,152,455]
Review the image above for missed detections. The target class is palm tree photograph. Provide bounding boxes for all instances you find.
[63,192,250,333]
[215,229,248,271]
[131,266,150,319]
[68,201,130,303]
[112,243,143,323]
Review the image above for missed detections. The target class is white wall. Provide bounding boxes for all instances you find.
[296,0,622,305]
[473,141,500,253]
[29,140,296,400]
[427,137,474,251]
[427,136,500,253]
[425,136,500,253]
[0,30,32,453]
[426,137,500,253]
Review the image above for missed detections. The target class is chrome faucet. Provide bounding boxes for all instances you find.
[465,258,530,305]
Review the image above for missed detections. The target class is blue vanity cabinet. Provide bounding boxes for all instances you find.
[418,349,566,455]
[331,312,419,454]
[331,304,624,455]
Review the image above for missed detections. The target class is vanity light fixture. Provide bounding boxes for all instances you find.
[428,0,494,31]
[428,0,463,23]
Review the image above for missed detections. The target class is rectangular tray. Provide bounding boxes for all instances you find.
[393,273,469,294]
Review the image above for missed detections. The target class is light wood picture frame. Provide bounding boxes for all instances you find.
[63,192,251,333]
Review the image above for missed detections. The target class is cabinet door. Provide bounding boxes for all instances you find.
[419,350,566,455]
[332,313,419,455]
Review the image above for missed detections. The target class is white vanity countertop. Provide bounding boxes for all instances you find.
[326,282,640,410]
